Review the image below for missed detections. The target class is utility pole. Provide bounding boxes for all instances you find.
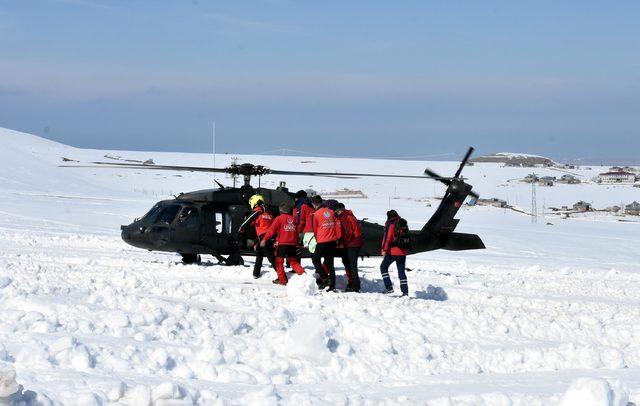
[531,174,538,224]
[212,121,217,179]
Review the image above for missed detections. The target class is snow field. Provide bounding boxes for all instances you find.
[1,127,640,404]
[1,229,639,404]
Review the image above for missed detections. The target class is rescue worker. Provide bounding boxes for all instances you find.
[335,202,363,292]
[293,190,315,249]
[310,195,341,291]
[380,209,409,296]
[238,194,275,279]
[261,202,305,285]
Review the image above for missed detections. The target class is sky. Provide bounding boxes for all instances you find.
[0,1,639,164]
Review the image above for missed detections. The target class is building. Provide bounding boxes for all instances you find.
[625,201,640,216]
[597,171,636,184]
[523,174,539,183]
[573,201,591,212]
[558,174,581,184]
[538,176,555,186]
[476,198,508,208]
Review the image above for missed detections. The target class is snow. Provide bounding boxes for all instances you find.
[0,127,640,404]
[559,378,628,406]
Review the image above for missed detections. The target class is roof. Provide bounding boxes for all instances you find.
[599,171,635,176]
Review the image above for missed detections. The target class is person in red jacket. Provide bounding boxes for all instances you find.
[380,209,409,296]
[310,195,341,291]
[335,202,363,292]
[293,190,315,252]
[261,202,305,285]
[238,195,275,279]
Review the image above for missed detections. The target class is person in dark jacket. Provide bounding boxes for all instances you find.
[380,209,409,296]
[238,194,275,279]
[335,202,363,292]
[310,195,341,291]
[261,203,305,285]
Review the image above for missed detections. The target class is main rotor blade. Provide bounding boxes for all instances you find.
[267,168,456,180]
[62,161,457,180]
[454,147,474,179]
[62,161,230,173]
[424,168,451,185]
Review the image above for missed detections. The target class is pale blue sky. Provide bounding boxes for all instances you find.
[1,1,639,163]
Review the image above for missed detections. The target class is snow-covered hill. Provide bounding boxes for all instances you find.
[0,127,639,404]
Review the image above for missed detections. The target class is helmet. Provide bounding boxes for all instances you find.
[249,194,265,209]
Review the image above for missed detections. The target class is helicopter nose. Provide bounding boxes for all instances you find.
[121,223,146,247]
[121,224,133,244]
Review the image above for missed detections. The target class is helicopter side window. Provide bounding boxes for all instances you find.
[156,205,180,225]
[214,212,223,234]
[177,207,199,228]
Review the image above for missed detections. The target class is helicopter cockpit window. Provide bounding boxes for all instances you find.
[156,205,180,224]
[141,203,163,221]
[177,207,199,228]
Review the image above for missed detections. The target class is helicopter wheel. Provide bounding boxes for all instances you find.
[181,253,201,265]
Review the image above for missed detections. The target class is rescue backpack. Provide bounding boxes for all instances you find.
[393,217,411,249]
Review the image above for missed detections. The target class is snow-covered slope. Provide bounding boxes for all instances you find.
[0,127,639,404]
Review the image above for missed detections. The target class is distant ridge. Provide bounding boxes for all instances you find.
[471,152,556,167]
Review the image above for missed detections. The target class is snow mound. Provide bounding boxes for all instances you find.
[285,316,330,364]
[0,364,19,397]
[286,272,318,297]
[415,284,448,301]
[559,378,629,406]
[238,385,279,406]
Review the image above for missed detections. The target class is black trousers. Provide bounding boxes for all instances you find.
[340,246,361,290]
[254,238,275,277]
[312,240,337,288]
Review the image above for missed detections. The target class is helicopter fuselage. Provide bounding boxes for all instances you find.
[120,179,485,264]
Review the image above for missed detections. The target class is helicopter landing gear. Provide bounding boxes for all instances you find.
[224,252,245,266]
[181,253,201,265]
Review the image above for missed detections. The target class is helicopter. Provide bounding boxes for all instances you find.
[64,147,485,265]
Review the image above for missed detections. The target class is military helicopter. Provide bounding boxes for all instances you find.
[65,147,484,265]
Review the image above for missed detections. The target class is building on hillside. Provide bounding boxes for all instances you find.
[476,198,508,208]
[625,201,640,216]
[597,171,636,184]
[573,201,591,212]
[558,174,581,184]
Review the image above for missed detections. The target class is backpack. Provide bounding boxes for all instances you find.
[393,218,411,249]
